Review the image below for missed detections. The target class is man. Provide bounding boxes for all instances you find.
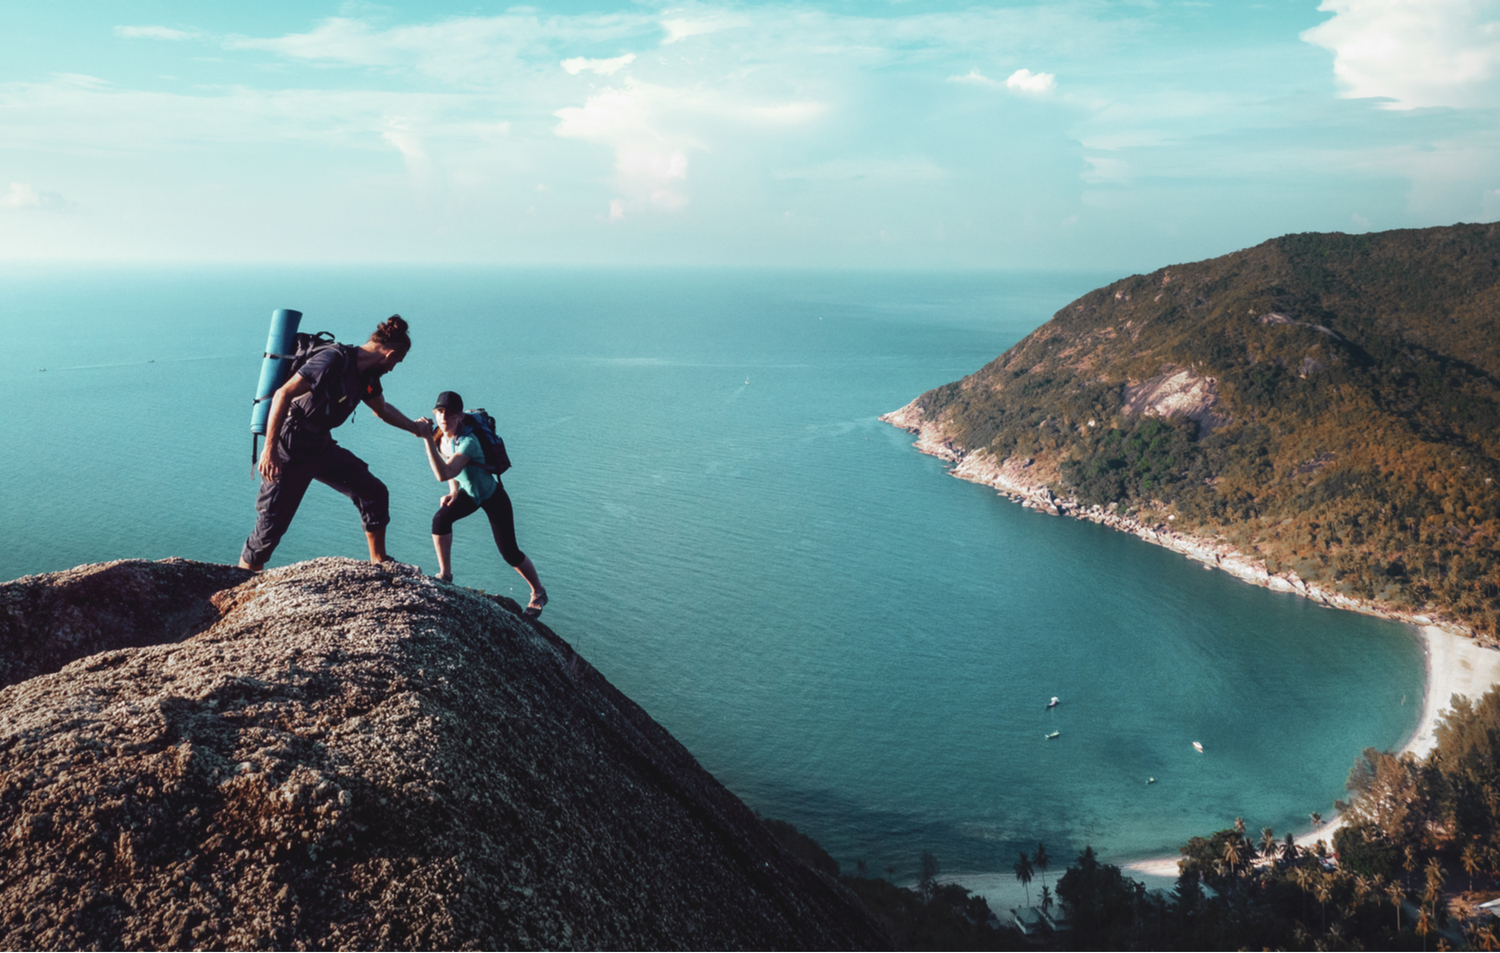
[239,315,430,571]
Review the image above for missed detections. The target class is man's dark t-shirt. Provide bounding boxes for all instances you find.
[281,345,385,458]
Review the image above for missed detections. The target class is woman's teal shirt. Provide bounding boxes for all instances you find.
[442,429,497,504]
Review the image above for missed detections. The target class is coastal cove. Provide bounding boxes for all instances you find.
[0,265,1430,889]
[883,390,1500,900]
[881,401,1488,639]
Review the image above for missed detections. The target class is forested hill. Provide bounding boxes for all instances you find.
[893,222,1500,637]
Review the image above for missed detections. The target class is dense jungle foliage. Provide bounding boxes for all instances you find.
[909,223,1500,636]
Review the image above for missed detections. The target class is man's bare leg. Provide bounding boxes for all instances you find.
[366,527,392,564]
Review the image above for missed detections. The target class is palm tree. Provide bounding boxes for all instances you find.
[1314,874,1332,932]
[1260,827,1277,863]
[1354,873,1372,907]
[1388,880,1405,932]
[1416,905,1433,946]
[1425,856,1446,910]
[1310,810,1323,829]
[1473,922,1499,951]
[920,851,940,902]
[1281,832,1299,865]
[1034,842,1050,891]
[1222,837,1243,880]
[1014,852,1034,906]
[1464,843,1482,891]
[1235,816,1246,836]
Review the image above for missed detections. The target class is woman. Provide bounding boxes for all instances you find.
[421,390,547,618]
[239,315,426,572]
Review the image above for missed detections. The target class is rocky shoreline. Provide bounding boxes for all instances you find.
[881,400,1484,642]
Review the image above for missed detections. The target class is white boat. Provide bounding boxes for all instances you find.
[1046,696,1059,709]
[1193,741,1204,753]
[1046,731,1060,740]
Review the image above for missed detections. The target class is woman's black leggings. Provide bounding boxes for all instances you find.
[431,486,526,567]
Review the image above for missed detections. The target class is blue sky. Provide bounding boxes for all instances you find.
[2,0,1498,269]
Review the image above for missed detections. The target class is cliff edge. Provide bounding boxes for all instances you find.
[0,557,884,950]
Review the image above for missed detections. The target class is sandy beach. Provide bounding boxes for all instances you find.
[1117,624,1500,881]
[946,626,1500,911]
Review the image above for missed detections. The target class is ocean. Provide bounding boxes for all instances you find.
[0,264,1423,885]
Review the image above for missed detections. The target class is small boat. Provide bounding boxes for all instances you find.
[1147,777,1156,784]
[1193,741,1204,753]
[1046,696,1059,709]
[1046,731,1060,740]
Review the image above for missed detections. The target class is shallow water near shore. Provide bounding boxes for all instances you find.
[0,265,1423,883]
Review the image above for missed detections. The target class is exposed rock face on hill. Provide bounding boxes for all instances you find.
[885,223,1500,638]
[0,558,884,950]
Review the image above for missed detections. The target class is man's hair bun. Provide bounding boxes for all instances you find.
[370,314,411,354]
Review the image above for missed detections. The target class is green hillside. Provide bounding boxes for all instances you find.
[900,222,1500,636]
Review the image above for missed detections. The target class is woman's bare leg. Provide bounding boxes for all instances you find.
[433,533,454,580]
[517,556,546,614]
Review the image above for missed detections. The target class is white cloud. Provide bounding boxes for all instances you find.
[660,14,749,44]
[114,25,198,41]
[1302,0,1500,109]
[1082,156,1129,184]
[745,102,826,124]
[554,84,700,214]
[2,183,66,210]
[775,158,948,183]
[1005,68,1057,94]
[381,116,433,188]
[948,69,1002,88]
[222,14,650,88]
[562,53,636,76]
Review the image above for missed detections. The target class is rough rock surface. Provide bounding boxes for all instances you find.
[1120,367,1230,437]
[0,558,885,950]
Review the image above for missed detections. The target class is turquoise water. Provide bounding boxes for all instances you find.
[0,265,1423,882]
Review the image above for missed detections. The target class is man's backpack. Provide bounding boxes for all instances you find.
[284,331,341,378]
[463,408,512,475]
[269,332,358,427]
[256,331,340,409]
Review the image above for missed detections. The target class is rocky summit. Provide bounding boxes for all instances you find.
[0,558,883,950]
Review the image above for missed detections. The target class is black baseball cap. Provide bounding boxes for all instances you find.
[434,391,464,412]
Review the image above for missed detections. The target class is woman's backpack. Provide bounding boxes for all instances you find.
[463,409,512,475]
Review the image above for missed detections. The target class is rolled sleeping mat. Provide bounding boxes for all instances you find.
[251,308,303,436]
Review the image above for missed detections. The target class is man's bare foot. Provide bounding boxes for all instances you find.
[238,558,262,572]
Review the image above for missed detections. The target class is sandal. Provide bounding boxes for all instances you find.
[522,588,548,619]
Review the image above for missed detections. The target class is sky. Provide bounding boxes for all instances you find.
[2,0,1498,270]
